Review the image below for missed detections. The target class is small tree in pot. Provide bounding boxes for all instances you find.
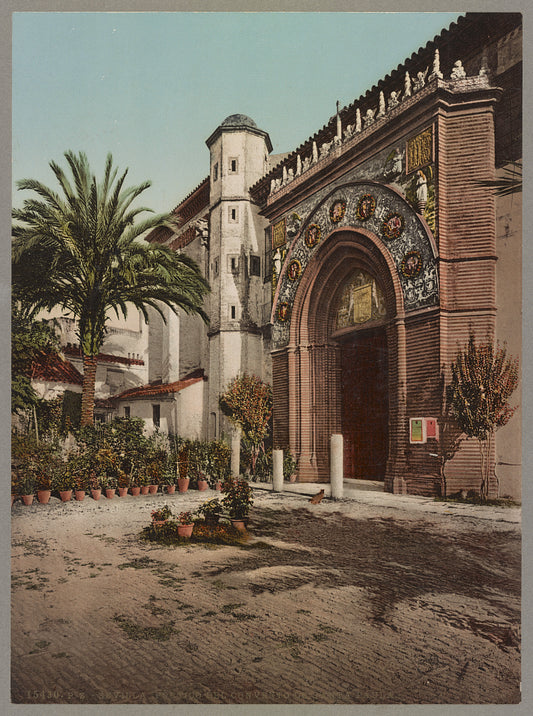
[221,477,254,527]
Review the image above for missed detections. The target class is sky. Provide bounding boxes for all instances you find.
[12,11,461,216]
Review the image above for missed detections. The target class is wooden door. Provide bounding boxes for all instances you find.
[341,330,388,479]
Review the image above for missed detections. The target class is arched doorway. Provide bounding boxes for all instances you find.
[278,228,406,487]
[331,267,389,480]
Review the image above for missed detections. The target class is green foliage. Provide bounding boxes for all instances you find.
[12,433,64,494]
[222,477,254,519]
[12,151,210,424]
[173,438,231,485]
[447,336,519,441]
[283,450,297,481]
[196,498,224,519]
[447,335,519,499]
[11,301,59,414]
[61,391,82,431]
[219,374,272,474]
[219,374,272,446]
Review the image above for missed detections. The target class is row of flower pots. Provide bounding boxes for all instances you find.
[12,478,222,507]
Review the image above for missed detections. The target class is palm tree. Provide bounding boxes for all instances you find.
[12,151,209,426]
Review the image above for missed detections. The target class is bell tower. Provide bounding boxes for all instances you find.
[205,114,272,439]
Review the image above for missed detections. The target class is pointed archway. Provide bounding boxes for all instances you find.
[280,227,407,491]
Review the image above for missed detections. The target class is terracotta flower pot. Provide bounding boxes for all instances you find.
[148,484,158,495]
[130,486,141,496]
[37,490,51,504]
[140,485,150,495]
[118,487,128,497]
[197,480,208,492]
[214,482,222,491]
[165,484,176,495]
[152,519,167,527]
[59,490,72,502]
[75,490,85,501]
[91,488,102,501]
[177,523,194,538]
[177,478,190,493]
[22,494,34,506]
[230,519,247,531]
[105,488,116,499]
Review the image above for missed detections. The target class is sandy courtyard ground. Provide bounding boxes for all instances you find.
[11,488,521,705]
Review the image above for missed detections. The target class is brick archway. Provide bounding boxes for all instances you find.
[273,228,408,491]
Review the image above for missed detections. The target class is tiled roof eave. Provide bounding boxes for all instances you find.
[255,75,499,208]
[111,373,205,401]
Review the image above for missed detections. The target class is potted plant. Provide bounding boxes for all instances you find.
[222,477,254,530]
[151,504,173,526]
[117,471,130,497]
[65,451,90,500]
[177,510,195,538]
[196,498,223,525]
[104,475,117,499]
[129,464,141,496]
[36,471,52,504]
[53,466,75,502]
[197,470,208,492]
[140,473,150,495]
[177,447,189,492]
[74,474,87,501]
[162,468,176,495]
[19,474,36,506]
[89,472,102,500]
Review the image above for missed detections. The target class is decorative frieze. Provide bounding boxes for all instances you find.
[270,180,439,349]
[266,54,488,199]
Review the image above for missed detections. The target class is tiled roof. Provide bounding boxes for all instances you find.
[63,345,145,366]
[31,351,84,386]
[95,398,115,409]
[112,369,205,401]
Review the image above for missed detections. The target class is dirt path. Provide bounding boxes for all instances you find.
[11,490,521,704]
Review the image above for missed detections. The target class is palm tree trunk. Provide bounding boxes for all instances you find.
[81,354,98,426]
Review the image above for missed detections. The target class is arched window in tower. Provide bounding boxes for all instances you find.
[335,269,387,329]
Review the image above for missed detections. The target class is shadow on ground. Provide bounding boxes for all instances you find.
[204,506,520,631]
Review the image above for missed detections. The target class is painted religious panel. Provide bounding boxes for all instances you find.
[335,269,387,329]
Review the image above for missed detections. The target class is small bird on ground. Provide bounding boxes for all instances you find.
[309,489,325,504]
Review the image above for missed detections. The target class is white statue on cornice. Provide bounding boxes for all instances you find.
[302,155,311,172]
[343,124,354,140]
[355,108,362,133]
[451,60,467,80]
[478,53,490,79]
[404,71,412,98]
[377,91,386,118]
[282,166,288,185]
[388,90,401,110]
[296,155,302,176]
[312,141,319,163]
[364,108,376,128]
[287,167,294,182]
[428,49,443,81]
[413,67,429,92]
[320,140,333,158]
[195,218,209,246]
